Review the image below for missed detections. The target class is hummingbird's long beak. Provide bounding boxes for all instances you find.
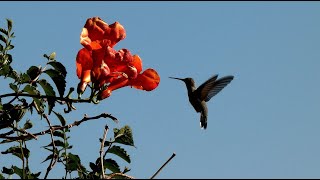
[169,77,185,81]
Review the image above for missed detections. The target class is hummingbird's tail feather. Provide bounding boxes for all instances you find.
[200,104,208,129]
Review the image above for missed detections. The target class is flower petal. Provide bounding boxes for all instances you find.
[107,22,126,47]
[76,48,93,80]
[98,76,129,100]
[84,17,109,41]
[130,68,160,91]
[130,55,143,74]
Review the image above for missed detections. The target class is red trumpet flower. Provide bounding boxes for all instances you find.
[76,17,160,99]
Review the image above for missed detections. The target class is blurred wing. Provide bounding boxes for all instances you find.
[204,75,234,102]
[195,74,218,101]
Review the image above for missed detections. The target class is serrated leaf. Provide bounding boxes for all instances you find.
[23,120,33,130]
[1,146,30,160]
[0,34,6,44]
[38,79,56,115]
[104,158,121,173]
[41,154,54,163]
[113,125,135,147]
[7,19,12,32]
[9,83,18,92]
[23,84,39,95]
[2,167,14,175]
[107,145,131,163]
[53,110,66,126]
[44,69,66,97]
[49,52,56,60]
[47,61,67,78]
[26,66,40,81]
[0,28,8,36]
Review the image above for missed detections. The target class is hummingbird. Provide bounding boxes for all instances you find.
[169,74,234,129]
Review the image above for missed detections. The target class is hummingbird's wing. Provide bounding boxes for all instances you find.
[196,75,234,102]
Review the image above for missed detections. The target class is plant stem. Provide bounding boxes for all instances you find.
[100,125,109,179]
[150,152,176,179]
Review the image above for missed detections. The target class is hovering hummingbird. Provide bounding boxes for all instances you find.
[169,74,234,129]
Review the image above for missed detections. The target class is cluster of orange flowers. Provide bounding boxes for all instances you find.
[76,17,160,100]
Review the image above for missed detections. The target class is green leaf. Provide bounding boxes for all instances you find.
[9,83,18,92]
[89,162,98,172]
[53,110,66,126]
[44,140,65,147]
[12,166,23,178]
[113,125,135,147]
[0,34,6,44]
[0,44,3,51]
[47,61,67,78]
[23,84,39,95]
[26,66,41,81]
[23,120,33,130]
[0,64,11,77]
[53,130,65,139]
[49,52,56,60]
[27,171,41,179]
[19,73,31,84]
[0,28,8,36]
[6,45,14,50]
[0,173,4,179]
[1,146,30,160]
[107,145,131,163]
[65,153,81,172]
[2,167,14,175]
[104,158,121,173]
[38,79,56,115]
[44,69,66,97]
[23,85,44,114]
[41,154,54,163]
[6,54,13,64]
[7,19,12,32]
[123,166,131,174]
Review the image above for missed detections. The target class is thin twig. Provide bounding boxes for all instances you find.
[0,92,91,103]
[1,113,118,141]
[100,125,109,179]
[106,173,135,179]
[10,125,38,140]
[150,152,176,179]
[103,139,113,159]
[43,114,58,179]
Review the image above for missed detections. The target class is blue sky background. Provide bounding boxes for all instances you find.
[1,1,320,179]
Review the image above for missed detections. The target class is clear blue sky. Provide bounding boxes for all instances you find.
[1,1,320,179]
